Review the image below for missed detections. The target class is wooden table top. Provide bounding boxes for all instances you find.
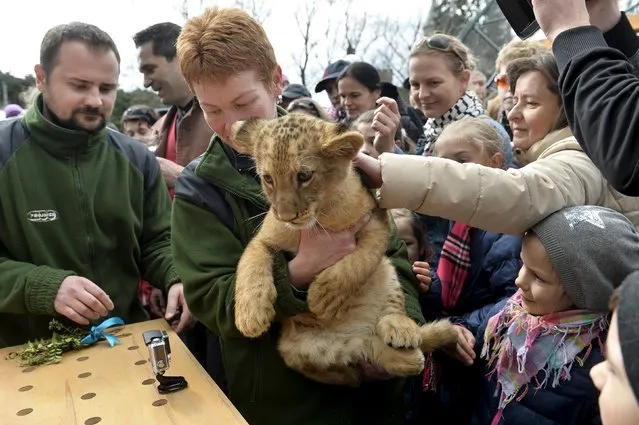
[0,319,248,425]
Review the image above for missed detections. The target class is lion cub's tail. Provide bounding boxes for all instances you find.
[419,320,458,352]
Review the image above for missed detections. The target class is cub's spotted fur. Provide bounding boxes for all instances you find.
[231,114,456,386]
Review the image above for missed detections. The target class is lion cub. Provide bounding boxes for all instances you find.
[231,114,456,386]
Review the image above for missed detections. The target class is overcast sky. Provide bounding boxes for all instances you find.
[0,0,432,95]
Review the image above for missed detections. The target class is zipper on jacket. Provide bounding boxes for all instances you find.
[72,153,99,283]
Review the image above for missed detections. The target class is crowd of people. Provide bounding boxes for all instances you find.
[1,0,639,424]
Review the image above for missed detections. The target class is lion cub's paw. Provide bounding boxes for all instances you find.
[419,319,459,352]
[381,348,425,376]
[235,283,277,338]
[307,284,348,321]
[376,314,421,349]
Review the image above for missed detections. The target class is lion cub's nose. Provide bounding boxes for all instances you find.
[274,210,299,223]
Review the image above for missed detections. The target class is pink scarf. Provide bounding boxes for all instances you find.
[481,291,607,425]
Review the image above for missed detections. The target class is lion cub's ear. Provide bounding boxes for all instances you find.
[321,129,364,160]
[230,118,265,155]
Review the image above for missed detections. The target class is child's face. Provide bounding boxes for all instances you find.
[434,136,503,168]
[590,312,639,425]
[395,216,421,264]
[515,234,573,316]
[357,123,380,159]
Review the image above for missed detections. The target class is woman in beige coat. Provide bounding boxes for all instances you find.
[360,53,639,234]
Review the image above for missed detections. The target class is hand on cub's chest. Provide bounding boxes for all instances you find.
[289,213,372,279]
[234,213,373,337]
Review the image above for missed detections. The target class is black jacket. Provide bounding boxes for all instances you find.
[554,13,639,196]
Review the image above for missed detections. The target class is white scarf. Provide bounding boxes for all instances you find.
[419,91,484,156]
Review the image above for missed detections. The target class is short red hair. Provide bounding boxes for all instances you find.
[177,7,278,86]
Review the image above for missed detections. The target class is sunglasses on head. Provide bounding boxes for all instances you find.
[421,35,465,66]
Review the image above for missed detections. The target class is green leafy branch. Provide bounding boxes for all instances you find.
[5,320,87,367]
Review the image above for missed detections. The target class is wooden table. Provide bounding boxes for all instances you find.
[0,319,248,425]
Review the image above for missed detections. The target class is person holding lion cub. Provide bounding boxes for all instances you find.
[171,6,456,425]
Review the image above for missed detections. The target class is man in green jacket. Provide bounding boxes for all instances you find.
[0,22,193,348]
[172,7,425,425]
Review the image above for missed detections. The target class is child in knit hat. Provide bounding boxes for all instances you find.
[590,271,639,425]
[470,205,639,425]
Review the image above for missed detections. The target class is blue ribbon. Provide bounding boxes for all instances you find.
[81,317,125,347]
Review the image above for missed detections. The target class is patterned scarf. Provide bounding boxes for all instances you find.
[482,291,607,425]
[438,222,472,311]
[418,91,484,156]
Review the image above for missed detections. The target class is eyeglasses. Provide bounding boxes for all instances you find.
[494,73,508,90]
[420,35,466,67]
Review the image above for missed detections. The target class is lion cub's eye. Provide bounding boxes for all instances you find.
[262,174,273,185]
[297,170,313,183]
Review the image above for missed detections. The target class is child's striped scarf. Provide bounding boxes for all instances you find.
[438,221,472,311]
[481,291,607,425]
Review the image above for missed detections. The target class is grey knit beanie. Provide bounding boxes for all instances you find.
[618,271,639,403]
[531,206,639,312]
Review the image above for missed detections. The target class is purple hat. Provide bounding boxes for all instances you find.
[4,104,24,118]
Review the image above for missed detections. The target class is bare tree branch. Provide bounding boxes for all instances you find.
[424,0,484,35]
[409,14,425,46]
[233,0,271,24]
[357,19,380,58]
[339,0,379,58]
[288,0,434,89]
[318,0,347,64]
[317,21,335,65]
[292,1,319,87]
[370,13,425,84]
[350,12,368,52]
[344,0,354,54]
[175,0,190,20]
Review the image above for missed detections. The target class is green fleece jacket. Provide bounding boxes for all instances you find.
[0,98,179,348]
[172,115,425,425]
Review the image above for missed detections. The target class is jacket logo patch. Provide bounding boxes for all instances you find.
[27,210,59,223]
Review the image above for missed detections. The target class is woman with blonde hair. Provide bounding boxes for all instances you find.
[390,34,514,285]
[408,34,512,164]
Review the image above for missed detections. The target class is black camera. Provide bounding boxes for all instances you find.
[497,0,540,39]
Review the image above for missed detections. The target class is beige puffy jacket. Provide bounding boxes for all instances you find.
[378,127,639,234]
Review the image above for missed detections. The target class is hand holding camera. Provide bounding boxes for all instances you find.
[498,0,621,41]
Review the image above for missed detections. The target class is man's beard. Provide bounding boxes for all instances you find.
[46,103,107,134]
